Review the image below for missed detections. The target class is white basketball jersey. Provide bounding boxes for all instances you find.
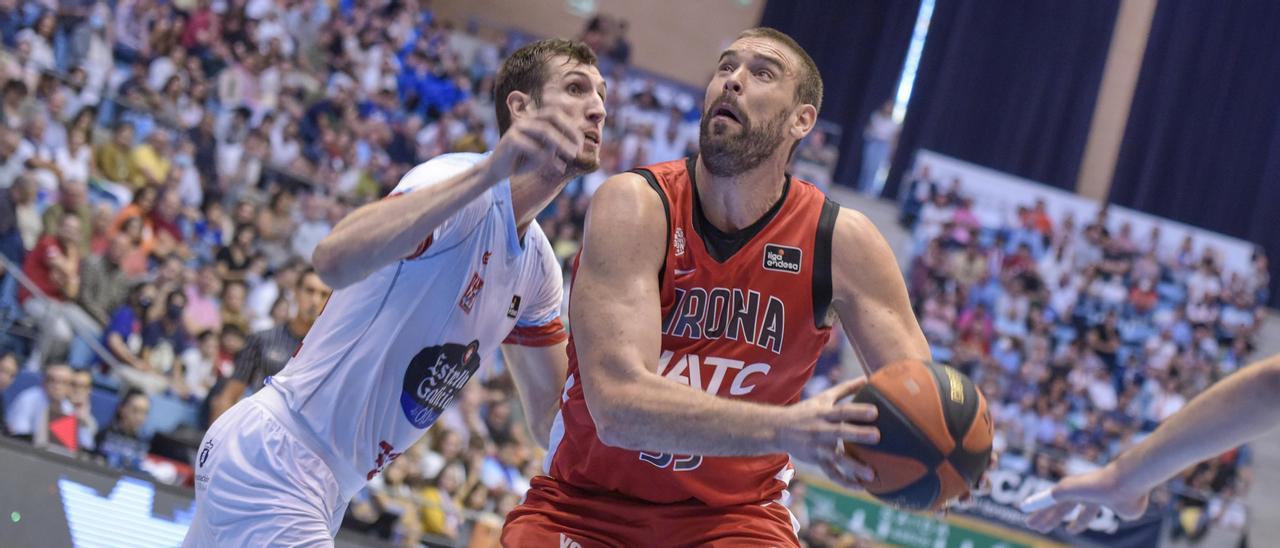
[266,153,566,497]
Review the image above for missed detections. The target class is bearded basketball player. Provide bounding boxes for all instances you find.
[503,28,933,547]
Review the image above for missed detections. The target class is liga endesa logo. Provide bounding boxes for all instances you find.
[762,244,802,274]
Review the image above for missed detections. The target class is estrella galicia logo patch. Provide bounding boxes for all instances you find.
[400,340,481,428]
[763,244,802,274]
[199,440,213,467]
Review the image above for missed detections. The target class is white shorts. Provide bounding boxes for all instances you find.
[183,395,349,547]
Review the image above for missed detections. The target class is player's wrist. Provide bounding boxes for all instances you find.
[475,154,512,187]
[1099,460,1143,500]
[768,406,802,454]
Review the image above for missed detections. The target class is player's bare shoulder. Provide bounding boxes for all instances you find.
[830,206,881,245]
[829,206,902,300]
[589,172,665,223]
[580,172,668,268]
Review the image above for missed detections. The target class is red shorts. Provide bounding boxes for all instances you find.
[502,475,800,547]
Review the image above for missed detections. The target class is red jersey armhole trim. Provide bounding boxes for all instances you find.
[406,234,433,260]
[385,192,435,260]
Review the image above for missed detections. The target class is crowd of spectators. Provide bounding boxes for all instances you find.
[792,165,1266,545]
[896,167,1263,540]
[0,1,711,545]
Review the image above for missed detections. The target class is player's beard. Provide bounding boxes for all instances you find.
[570,146,600,175]
[699,100,788,178]
[531,148,598,182]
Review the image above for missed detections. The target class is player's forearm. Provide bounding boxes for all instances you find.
[586,368,788,457]
[516,384,559,450]
[312,161,499,289]
[1111,355,1280,493]
[502,343,568,449]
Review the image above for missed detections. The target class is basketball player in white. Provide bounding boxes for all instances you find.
[183,38,607,546]
[1022,353,1280,534]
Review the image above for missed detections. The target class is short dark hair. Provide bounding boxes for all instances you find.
[736,28,823,114]
[220,323,246,340]
[1,79,26,97]
[116,388,149,420]
[493,39,597,135]
[297,266,321,288]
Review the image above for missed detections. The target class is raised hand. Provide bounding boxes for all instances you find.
[485,106,584,182]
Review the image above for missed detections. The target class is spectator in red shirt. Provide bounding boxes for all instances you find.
[1002,243,1037,278]
[1029,198,1054,237]
[149,190,189,260]
[180,1,220,54]
[20,215,99,370]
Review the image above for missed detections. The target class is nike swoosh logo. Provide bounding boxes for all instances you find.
[675,268,697,275]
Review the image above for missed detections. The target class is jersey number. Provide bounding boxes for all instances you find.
[639,451,702,471]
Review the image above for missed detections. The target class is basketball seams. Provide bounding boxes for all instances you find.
[874,361,956,455]
[853,384,945,466]
[934,462,970,510]
[925,362,980,456]
[949,391,995,487]
[870,473,942,512]
[843,448,929,492]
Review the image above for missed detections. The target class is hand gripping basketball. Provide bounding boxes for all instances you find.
[777,377,880,491]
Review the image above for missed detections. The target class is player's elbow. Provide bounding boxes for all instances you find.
[1259,357,1280,396]
[581,384,624,450]
[311,238,356,290]
[580,382,636,449]
[591,412,635,449]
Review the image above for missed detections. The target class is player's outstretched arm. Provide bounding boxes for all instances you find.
[1023,353,1280,534]
[571,174,879,487]
[312,110,583,289]
[501,340,569,449]
[829,208,932,372]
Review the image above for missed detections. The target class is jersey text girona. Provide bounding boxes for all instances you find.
[546,157,840,506]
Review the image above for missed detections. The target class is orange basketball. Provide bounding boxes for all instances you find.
[843,360,994,511]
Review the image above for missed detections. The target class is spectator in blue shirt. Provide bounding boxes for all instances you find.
[141,289,191,368]
[104,282,153,371]
[93,388,150,472]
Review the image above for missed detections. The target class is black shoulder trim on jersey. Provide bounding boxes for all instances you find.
[813,198,839,328]
[629,168,670,291]
[687,156,791,263]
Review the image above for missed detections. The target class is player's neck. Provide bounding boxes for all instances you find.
[693,154,789,233]
[509,170,571,240]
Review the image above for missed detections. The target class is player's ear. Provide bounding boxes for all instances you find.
[506,90,534,124]
[789,103,818,142]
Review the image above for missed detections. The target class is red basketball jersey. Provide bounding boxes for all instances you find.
[546,157,840,507]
